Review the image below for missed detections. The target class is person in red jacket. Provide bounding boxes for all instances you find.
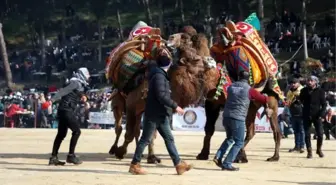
[5,100,25,128]
[5,101,25,117]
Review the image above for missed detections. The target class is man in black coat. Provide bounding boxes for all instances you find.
[299,75,327,158]
[129,56,192,175]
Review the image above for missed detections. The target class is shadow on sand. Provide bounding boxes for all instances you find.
[269,180,335,185]
[5,167,130,175]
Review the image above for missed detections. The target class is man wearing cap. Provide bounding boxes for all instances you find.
[287,78,305,153]
[213,71,271,171]
[129,56,193,175]
[299,75,327,158]
[45,67,91,166]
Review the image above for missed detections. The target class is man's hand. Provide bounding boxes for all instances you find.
[81,95,88,102]
[319,117,325,122]
[175,106,185,115]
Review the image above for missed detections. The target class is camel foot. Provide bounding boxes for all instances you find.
[233,155,248,163]
[115,147,127,160]
[108,145,118,155]
[196,151,209,160]
[147,155,161,164]
[266,155,279,162]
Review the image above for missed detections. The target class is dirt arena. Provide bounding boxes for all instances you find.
[0,129,335,185]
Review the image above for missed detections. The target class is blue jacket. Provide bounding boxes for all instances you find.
[223,80,251,121]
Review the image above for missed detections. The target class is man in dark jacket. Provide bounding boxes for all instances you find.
[287,78,305,153]
[299,75,327,158]
[129,56,192,175]
[213,71,271,171]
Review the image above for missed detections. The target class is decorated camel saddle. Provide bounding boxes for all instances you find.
[105,21,171,93]
[211,13,284,99]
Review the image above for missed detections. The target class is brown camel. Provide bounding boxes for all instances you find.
[106,27,209,163]
[195,21,284,163]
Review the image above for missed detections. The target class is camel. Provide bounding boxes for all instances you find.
[195,19,285,163]
[106,23,212,163]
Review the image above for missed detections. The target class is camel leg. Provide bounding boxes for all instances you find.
[109,106,124,155]
[234,103,259,163]
[115,107,136,160]
[147,129,161,164]
[197,100,221,160]
[266,96,281,162]
[108,93,125,155]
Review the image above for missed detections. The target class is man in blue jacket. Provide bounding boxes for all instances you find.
[129,55,192,175]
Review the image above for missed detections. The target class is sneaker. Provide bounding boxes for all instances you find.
[66,154,83,165]
[175,161,193,175]
[48,156,65,166]
[222,166,239,171]
[288,147,299,152]
[299,148,305,153]
[213,157,222,168]
[129,163,147,175]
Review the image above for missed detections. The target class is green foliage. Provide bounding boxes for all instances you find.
[1,0,335,48]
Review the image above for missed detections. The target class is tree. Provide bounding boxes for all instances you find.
[88,0,111,63]
[258,0,265,41]
[178,0,185,23]
[302,0,308,60]
[157,0,164,36]
[272,0,279,18]
[115,0,124,41]
[0,23,14,89]
[142,0,153,25]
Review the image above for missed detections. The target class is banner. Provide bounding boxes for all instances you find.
[254,107,283,132]
[88,112,115,124]
[172,107,206,131]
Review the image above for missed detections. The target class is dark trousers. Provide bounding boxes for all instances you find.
[51,110,81,156]
[131,116,181,166]
[303,117,323,150]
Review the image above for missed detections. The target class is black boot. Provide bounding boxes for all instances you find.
[66,154,83,165]
[307,148,313,159]
[48,156,65,166]
[316,139,324,158]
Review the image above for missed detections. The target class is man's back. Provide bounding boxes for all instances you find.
[145,66,177,120]
[223,80,251,121]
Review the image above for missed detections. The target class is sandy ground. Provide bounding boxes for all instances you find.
[0,129,335,185]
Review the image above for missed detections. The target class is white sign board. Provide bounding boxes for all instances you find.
[254,107,283,132]
[172,107,206,131]
[88,112,115,124]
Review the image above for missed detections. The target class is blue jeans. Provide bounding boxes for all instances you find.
[131,116,181,166]
[279,121,291,137]
[215,117,245,168]
[292,116,305,148]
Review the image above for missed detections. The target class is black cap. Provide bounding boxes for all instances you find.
[238,71,250,81]
[157,55,172,68]
[290,78,300,84]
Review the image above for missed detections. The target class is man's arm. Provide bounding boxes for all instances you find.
[248,88,268,105]
[319,89,327,118]
[51,80,81,102]
[299,88,305,103]
[152,74,178,109]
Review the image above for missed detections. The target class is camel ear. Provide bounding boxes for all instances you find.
[148,28,161,36]
[179,58,186,65]
[154,28,161,35]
